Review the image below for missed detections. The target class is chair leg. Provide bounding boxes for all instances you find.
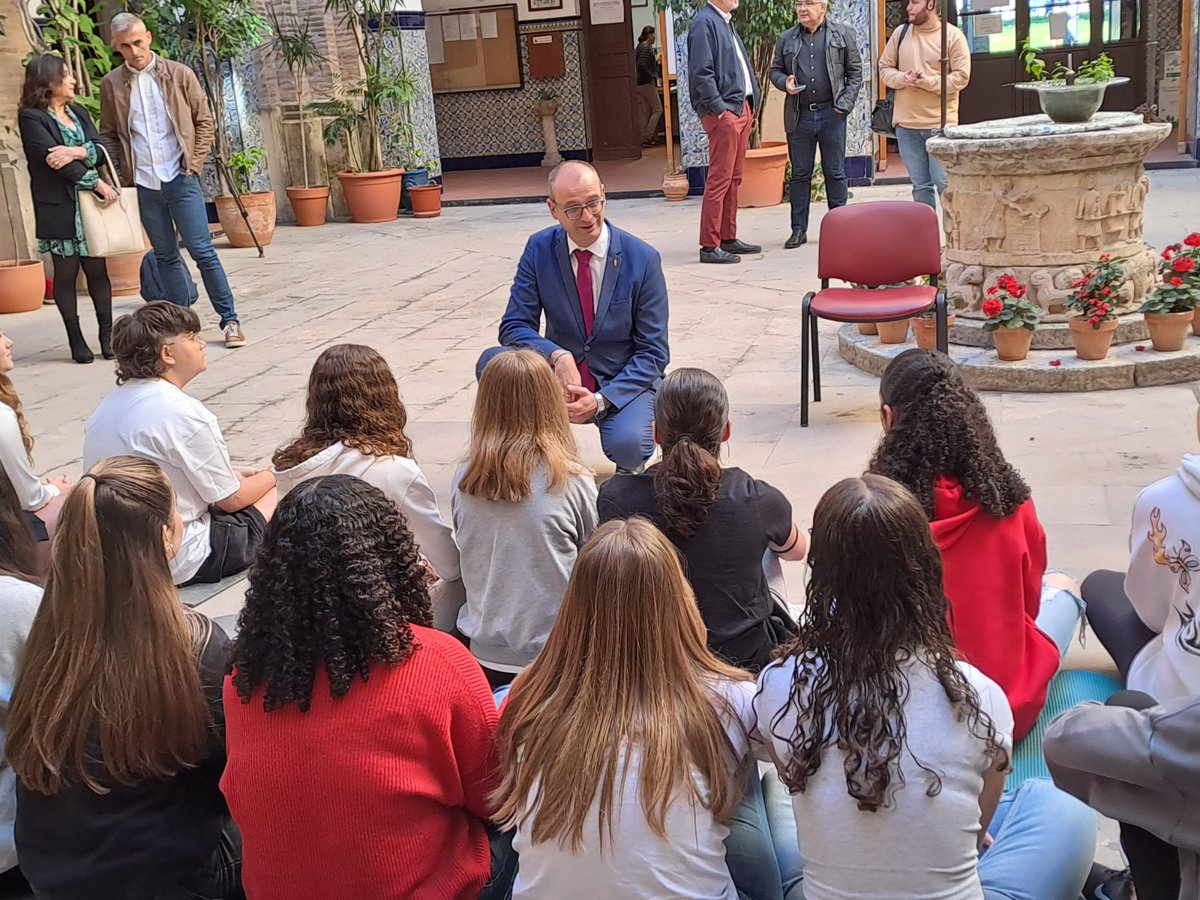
[810,312,822,402]
[800,298,811,427]
[935,293,949,355]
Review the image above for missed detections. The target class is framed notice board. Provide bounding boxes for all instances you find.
[428,4,523,94]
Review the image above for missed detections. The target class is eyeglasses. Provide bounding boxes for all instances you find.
[166,332,205,348]
[555,198,605,221]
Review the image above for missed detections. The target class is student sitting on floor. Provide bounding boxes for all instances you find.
[756,475,1096,900]
[494,517,783,900]
[598,368,806,672]
[222,474,513,900]
[6,456,241,900]
[272,344,462,619]
[452,348,598,688]
[82,302,276,586]
[0,328,70,550]
[868,348,1082,740]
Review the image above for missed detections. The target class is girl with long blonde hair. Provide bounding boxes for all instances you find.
[453,348,598,686]
[493,517,783,899]
[6,455,241,900]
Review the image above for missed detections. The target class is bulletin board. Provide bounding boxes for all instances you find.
[428,4,523,94]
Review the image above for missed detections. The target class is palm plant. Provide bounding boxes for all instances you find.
[267,9,327,189]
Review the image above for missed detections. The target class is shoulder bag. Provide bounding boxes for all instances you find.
[870,23,911,137]
[79,143,144,258]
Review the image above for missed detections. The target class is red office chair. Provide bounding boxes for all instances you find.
[800,201,947,427]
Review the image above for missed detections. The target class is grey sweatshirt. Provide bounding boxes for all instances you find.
[451,463,597,672]
[0,575,42,873]
[1044,698,1200,900]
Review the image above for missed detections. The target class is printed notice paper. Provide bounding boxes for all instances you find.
[442,15,460,41]
[426,18,444,64]
[480,11,498,39]
[460,13,478,40]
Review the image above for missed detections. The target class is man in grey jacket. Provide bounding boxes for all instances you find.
[1045,692,1200,900]
[769,0,862,249]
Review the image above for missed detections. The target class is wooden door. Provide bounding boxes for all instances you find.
[581,0,640,160]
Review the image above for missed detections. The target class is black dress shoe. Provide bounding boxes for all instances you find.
[784,228,808,249]
[700,247,742,264]
[720,239,762,255]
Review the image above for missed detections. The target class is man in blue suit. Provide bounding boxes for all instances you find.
[477,161,669,472]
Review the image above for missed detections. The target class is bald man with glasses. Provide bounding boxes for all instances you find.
[476,161,669,473]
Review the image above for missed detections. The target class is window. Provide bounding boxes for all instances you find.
[1102,0,1139,41]
[956,0,1017,55]
[1027,0,1092,50]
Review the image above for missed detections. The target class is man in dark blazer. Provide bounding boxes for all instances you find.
[477,161,669,473]
[770,0,863,249]
[687,0,762,265]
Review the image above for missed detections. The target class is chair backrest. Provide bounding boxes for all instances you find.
[816,201,942,286]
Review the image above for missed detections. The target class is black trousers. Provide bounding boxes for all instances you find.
[1081,569,1157,680]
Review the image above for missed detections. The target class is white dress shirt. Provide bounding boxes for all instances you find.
[127,55,185,190]
[709,2,755,100]
[567,221,610,316]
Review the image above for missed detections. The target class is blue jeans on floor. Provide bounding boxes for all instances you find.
[138,173,239,328]
[786,107,849,232]
[894,125,947,210]
[725,768,785,900]
[1035,581,1086,659]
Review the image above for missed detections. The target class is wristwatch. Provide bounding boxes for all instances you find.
[594,392,609,420]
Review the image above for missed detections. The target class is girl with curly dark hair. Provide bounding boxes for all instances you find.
[598,368,806,671]
[756,475,1096,900]
[272,344,461,601]
[222,474,512,900]
[867,348,1083,740]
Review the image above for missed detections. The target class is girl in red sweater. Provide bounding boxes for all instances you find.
[222,474,513,900]
[868,349,1082,740]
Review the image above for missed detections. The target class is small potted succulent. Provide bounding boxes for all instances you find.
[982,273,1040,361]
[1140,237,1200,350]
[1014,40,1127,124]
[1066,253,1125,360]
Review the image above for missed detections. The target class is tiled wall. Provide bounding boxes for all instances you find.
[376,17,444,177]
[432,20,590,160]
[198,60,271,200]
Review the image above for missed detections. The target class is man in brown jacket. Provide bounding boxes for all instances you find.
[101,12,246,347]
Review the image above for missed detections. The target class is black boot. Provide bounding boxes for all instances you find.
[97,313,114,360]
[63,318,94,364]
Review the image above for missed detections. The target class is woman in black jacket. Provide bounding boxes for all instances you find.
[18,55,120,364]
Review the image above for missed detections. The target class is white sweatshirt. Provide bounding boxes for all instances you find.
[1125,453,1200,703]
[272,443,460,582]
[0,405,56,513]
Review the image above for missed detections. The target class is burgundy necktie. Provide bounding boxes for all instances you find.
[574,249,598,390]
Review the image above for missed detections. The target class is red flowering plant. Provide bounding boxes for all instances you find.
[1140,234,1200,315]
[1066,253,1125,329]
[981,273,1040,332]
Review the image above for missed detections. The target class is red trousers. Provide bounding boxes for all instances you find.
[698,102,753,249]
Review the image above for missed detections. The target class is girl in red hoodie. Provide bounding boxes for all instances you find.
[868,349,1082,740]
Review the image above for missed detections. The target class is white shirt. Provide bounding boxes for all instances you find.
[82,379,241,584]
[0,405,57,512]
[756,656,1014,900]
[708,2,755,99]
[512,678,756,899]
[567,221,610,316]
[127,55,184,190]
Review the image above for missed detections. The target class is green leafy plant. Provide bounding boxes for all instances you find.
[267,9,327,189]
[1020,39,1115,85]
[1077,53,1115,84]
[1067,254,1125,328]
[1140,234,1200,314]
[19,0,118,121]
[227,146,266,195]
[981,274,1040,332]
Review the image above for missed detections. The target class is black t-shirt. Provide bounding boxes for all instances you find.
[598,466,793,672]
[16,619,233,900]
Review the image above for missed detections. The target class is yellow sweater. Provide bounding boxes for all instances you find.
[878,17,971,129]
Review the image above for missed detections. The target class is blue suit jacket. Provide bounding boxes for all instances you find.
[498,222,670,410]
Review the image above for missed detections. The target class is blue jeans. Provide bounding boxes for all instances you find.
[786,107,849,232]
[138,174,239,328]
[1035,581,1086,659]
[894,125,947,210]
[725,768,785,900]
[762,773,1094,900]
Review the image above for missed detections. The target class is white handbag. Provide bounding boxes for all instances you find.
[78,144,144,257]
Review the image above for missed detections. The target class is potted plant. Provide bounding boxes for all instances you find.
[1066,253,1124,360]
[315,0,416,224]
[1014,40,1129,124]
[268,9,331,227]
[981,274,1040,361]
[876,320,910,344]
[662,165,689,202]
[214,147,276,247]
[911,282,958,349]
[0,130,44,314]
[1140,238,1200,351]
[532,88,558,119]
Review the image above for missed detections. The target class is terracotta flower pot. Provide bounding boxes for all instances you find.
[408,184,442,219]
[337,169,405,224]
[876,320,910,344]
[1145,310,1193,352]
[0,260,45,313]
[215,192,277,248]
[662,174,689,202]
[857,322,878,335]
[911,313,956,350]
[991,326,1034,361]
[286,185,331,227]
[737,141,789,208]
[1068,315,1118,360]
[106,249,148,297]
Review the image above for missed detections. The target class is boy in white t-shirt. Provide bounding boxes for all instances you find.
[82,302,276,585]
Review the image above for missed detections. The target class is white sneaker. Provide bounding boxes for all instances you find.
[223,321,247,348]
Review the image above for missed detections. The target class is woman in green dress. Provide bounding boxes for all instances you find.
[18,55,120,364]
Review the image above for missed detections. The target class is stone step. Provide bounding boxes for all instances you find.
[948,312,1153,350]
